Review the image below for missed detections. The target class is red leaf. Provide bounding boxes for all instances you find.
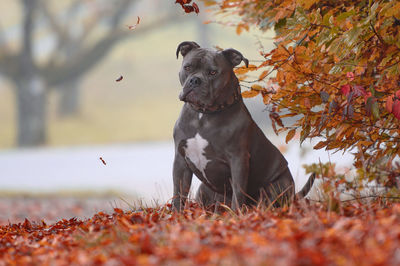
[386,95,394,113]
[183,5,195,13]
[340,84,351,96]
[193,2,200,14]
[393,100,400,120]
[176,0,192,4]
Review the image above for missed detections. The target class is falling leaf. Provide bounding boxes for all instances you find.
[176,0,199,14]
[192,2,200,14]
[126,16,140,30]
[99,157,107,165]
[182,5,195,13]
[175,0,192,4]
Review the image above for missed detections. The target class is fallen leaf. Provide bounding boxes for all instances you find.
[392,99,400,119]
[340,84,351,96]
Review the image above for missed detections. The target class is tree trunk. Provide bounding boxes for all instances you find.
[16,75,47,146]
[57,80,81,117]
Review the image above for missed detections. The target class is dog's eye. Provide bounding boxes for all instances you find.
[184,66,191,71]
[209,70,217,75]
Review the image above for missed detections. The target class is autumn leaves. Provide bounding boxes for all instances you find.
[205,0,400,179]
[2,202,400,265]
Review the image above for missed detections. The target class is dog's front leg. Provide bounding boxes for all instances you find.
[172,154,193,211]
[229,152,250,211]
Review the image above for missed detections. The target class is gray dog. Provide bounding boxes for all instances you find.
[172,41,315,211]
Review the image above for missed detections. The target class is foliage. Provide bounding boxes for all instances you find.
[204,0,400,184]
[2,202,400,264]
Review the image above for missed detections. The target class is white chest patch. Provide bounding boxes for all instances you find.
[198,113,203,120]
[184,133,210,181]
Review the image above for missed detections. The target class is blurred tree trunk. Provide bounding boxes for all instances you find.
[57,79,81,117]
[15,0,47,146]
[16,76,47,146]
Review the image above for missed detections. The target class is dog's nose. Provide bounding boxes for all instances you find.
[189,76,201,86]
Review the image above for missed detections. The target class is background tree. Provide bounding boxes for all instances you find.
[205,0,400,186]
[0,0,175,146]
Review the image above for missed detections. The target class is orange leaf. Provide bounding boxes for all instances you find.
[259,71,269,80]
[251,84,263,91]
[313,141,327,150]
[242,90,259,98]
[285,129,296,143]
[234,67,252,75]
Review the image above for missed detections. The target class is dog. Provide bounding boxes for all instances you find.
[172,41,315,211]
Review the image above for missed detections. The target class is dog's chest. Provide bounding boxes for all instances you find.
[183,133,210,179]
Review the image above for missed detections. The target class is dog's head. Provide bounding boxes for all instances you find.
[176,41,248,107]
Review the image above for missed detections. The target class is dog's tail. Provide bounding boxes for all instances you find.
[295,173,316,199]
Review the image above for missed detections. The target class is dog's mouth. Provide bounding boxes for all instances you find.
[179,89,209,108]
[179,88,193,101]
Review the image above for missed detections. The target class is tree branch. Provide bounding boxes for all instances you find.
[42,14,178,87]
[20,0,38,72]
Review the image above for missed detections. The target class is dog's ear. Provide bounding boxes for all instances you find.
[176,41,200,59]
[222,48,249,68]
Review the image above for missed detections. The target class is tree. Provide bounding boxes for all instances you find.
[205,0,400,185]
[0,0,174,146]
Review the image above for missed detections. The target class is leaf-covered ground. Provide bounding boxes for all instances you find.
[1,200,400,265]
